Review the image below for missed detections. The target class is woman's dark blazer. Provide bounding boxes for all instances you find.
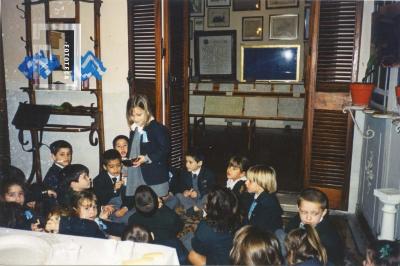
[127,120,170,186]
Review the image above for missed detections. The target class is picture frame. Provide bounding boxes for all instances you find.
[207,8,230,28]
[242,16,263,41]
[266,0,298,9]
[207,0,231,7]
[304,7,310,40]
[269,14,298,40]
[194,18,204,31]
[233,0,260,11]
[190,0,205,17]
[241,45,300,82]
[194,30,236,80]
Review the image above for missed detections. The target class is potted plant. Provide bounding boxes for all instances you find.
[349,54,376,106]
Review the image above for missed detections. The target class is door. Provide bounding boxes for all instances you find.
[127,0,188,168]
[303,0,363,210]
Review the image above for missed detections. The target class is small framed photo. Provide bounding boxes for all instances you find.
[304,7,310,40]
[266,0,298,9]
[242,16,263,41]
[194,18,204,31]
[233,0,260,11]
[207,8,230,28]
[207,0,231,7]
[269,14,298,40]
[190,0,205,17]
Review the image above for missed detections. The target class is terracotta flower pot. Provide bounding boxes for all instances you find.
[349,83,375,106]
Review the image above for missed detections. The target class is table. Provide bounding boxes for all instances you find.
[0,227,179,265]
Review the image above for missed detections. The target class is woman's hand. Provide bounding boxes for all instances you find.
[132,155,146,167]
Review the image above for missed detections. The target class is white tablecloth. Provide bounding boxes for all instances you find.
[0,227,179,265]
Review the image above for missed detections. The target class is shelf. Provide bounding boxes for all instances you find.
[20,87,99,93]
[191,90,305,98]
[29,124,93,132]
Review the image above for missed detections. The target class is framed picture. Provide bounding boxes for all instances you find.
[304,7,310,40]
[207,8,230,27]
[233,0,260,11]
[241,45,300,82]
[207,0,230,7]
[266,0,298,9]
[194,18,204,31]
[190,0,205,17]
[194,30,236,80]
[242,17,263,41]
[269,14,298,40]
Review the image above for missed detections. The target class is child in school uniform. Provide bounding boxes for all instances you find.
[124,94,171,200]
[93,149,133,224]
[244,165,283,234]
[43,140,73,190]
[285,224,328,266]
[285,188,344,265]
[225,155,252,219]
[113,135,129,179]
[176,149,215,215]
[57,164,92,209]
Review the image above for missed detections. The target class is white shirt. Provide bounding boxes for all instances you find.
[226,176,247,190]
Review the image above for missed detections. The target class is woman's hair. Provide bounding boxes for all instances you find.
[126,94,153,126]
[230,225,283,265]
[0,201,25,228]
[72,190,97,216]
[58,164,89,192]
[285,224,327,265]
[122,223,153,243]
[205,186,240,232]
[228,155,250,172]
[247,165,277,193]
[134,185,158,217]
[365,240,400,266]
[0,177,25,201]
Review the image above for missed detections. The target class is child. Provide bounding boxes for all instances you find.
[285,224,327,266]
[43,140,73,190]
[226,155,252,218]
[364,240,400,266]
[113,135,129,179]
[125,94,170,199]
[176,149,215,215]
[122,223,153,242]
[244,165,283,234]
[57,164,91,209]
[0,177,42,231]
[188,187,240,266]
[285,188,344,265]
[128,185,187,264]
[230,225,283,265]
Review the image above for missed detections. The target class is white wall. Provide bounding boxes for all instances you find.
[3,0,129,179]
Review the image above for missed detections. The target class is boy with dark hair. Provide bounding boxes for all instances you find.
[285,188,344,265]
[176,149,215,216]
[43,140,73,190]
[93,149,132,224]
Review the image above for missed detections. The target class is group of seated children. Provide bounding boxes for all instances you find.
[1,140,400,265]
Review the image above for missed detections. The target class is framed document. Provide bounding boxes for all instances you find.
[190,0,205,16]
[207,8,230,27]
[194,30,237,81]
[269,14,298,40]
[242,16,263,41]
[266,0,298,9]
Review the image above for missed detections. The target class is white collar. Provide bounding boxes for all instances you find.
[226,176,247,190]
[192,168,201,176]
[55,162,65,169]
[107,172,120,181]
[130,117,155,132]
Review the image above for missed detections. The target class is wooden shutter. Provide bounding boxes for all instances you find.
[304,0,362,210]
[127,0,162,119]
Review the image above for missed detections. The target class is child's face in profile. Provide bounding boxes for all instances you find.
[298,200,327,227]
[71,172,91,191]
[131,107,148,127]
[245,179,263,194]
[185,156,202,172]
[77,200,98,220]
[103,159,122,177]
[52,148,72,167]
[227,165,245,180]
[4,184,25,206]
[114,139,128,158]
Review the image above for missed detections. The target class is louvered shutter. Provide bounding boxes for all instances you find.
[127,0,162,118]
[304,0,362,210]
